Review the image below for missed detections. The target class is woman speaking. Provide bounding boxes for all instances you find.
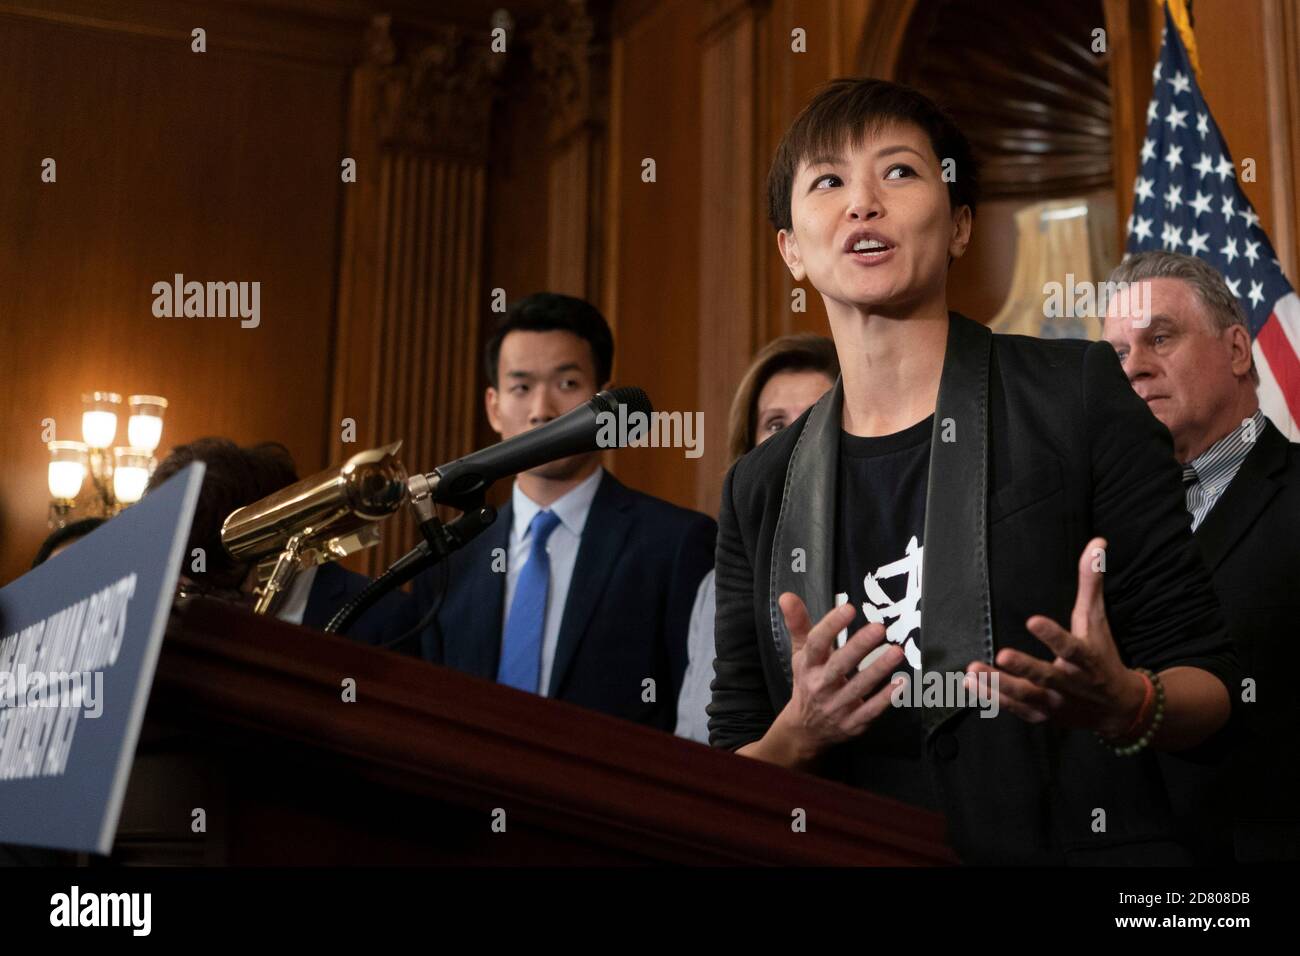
[708,78,1237,864]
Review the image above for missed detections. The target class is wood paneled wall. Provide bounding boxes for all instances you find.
[601,0,704,507]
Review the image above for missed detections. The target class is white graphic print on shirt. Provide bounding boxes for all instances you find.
[835,535,923,670]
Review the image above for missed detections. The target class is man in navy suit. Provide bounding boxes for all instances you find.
[412,293,716,732]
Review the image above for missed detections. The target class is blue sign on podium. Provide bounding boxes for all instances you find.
[0,463,204,854]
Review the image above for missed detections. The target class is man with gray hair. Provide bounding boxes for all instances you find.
[1104,250,1300,863]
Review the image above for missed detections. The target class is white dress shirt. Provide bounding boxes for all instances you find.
[275,563,318,626]
[675,568,716,744]
[503,466,604,695]
[1183,409,1266,531]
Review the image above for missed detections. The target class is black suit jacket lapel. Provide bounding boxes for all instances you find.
[448,500,511,680]
[919,313,994,735]
[770,379,840,691]
[1193,419,1287,573]
[546,472,633,698]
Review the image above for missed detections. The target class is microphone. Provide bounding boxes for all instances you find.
[220,441,408,615]
[222,442,408,563]
[409,386,652,507]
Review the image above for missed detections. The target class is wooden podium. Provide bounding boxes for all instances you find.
[111,598,955,865]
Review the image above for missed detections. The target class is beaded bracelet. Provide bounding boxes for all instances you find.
[1115,668,1155,740]
[1098,668,1165,756]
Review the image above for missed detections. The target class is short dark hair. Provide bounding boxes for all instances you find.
[146,437,300,590]
[484,292,614,389]
[767,78,980,233]
[32,517,106,568]
[244,441,300,495]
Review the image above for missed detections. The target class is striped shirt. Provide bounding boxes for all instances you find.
[1182,409,1266,531]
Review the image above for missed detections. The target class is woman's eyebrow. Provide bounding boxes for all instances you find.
[874,144,927,160]
[803,144,926,172]
[803,154,844,169]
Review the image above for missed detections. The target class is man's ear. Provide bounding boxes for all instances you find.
[777,228,807,282]
[485,387,504,437]
[948,205,973,261]
[1228,324,1254,378]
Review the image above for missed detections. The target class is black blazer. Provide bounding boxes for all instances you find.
[1158,417,1300,862]
[710,313,1238,865]
[301,560,420,647]
[412,470,716,732]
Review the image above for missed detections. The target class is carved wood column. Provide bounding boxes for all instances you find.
[331,15,504,574]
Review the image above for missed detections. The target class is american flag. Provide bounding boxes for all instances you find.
[1126,5,1300,439]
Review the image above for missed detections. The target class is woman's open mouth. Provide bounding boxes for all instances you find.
[847,238,896,264]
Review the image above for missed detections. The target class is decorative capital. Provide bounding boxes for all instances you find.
[364,14,397,68]
[365,15,508,159]
[529,0,604,138]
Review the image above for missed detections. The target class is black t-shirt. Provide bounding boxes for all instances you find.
[829,413,939,811]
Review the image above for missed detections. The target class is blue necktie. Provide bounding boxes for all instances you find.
[497,510,563,693]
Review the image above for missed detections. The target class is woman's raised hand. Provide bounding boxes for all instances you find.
[772,591,905,764]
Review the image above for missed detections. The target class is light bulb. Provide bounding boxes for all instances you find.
[47,440,89,501]
[126,396,167,453]
[127,415,163,451]
[82,410,118,448]
[48,460,86,500]
[113,464,149,504]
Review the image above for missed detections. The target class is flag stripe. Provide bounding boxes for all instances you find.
[1258,315,1300,429]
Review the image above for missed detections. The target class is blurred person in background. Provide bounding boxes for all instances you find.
[30,517,106,568]
[675,334,838,742]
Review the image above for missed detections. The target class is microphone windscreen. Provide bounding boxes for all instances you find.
[601,386,653,417]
